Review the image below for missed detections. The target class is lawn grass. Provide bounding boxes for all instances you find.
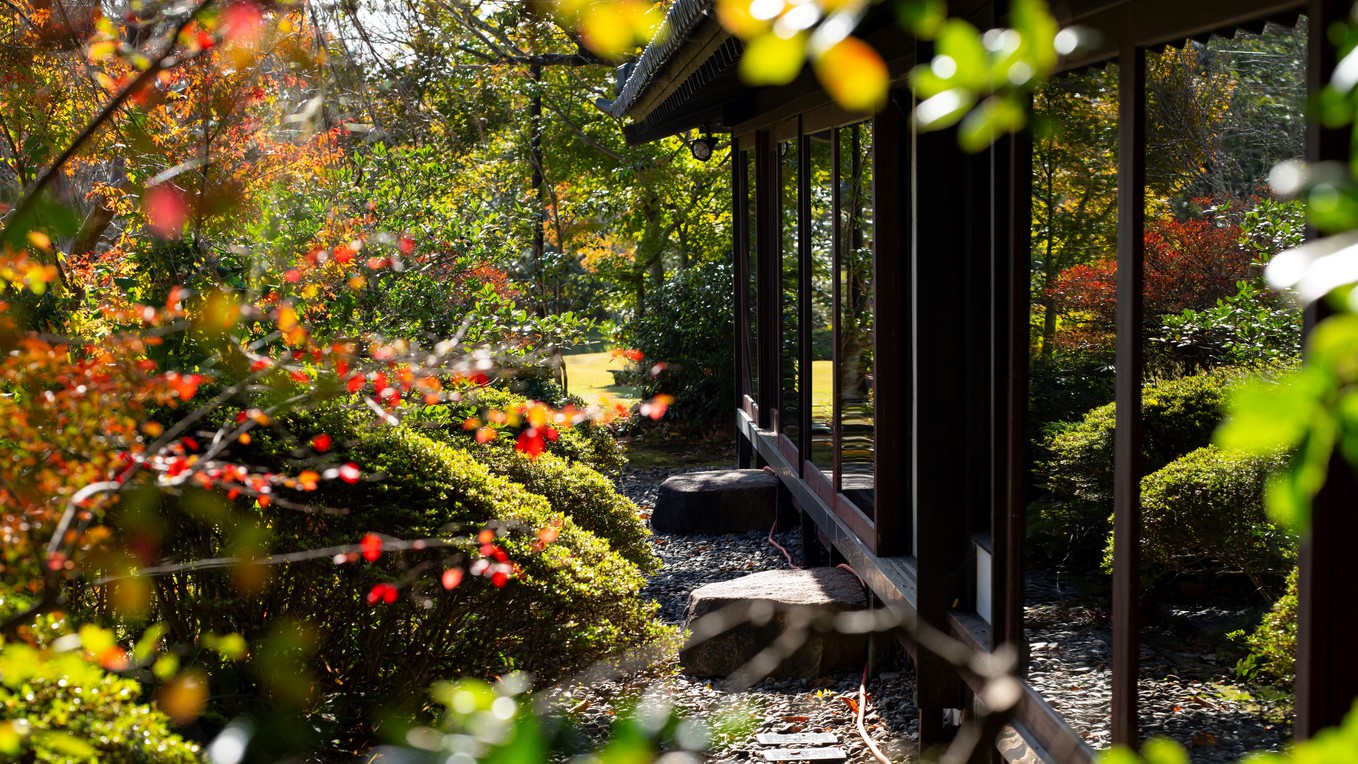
[563,349,641,406]
[810,359,833,421]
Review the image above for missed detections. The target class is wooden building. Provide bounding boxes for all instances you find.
[605,0,1358,759]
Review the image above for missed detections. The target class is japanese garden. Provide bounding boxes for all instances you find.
[3,0,1358,762]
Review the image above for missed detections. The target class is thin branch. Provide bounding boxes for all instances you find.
[94,537,467,583]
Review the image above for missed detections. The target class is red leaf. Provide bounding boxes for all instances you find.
[346,374,365,393]
[491,571,508,588]
[441,568,463,590]
[360,533,382,562]
[366,582,398,605]
[221,1,263,48]
[398,234,416,255]
[311,433,332,452]
[640,394,674,420]
[516,428,545,459]
[144,185,188,239]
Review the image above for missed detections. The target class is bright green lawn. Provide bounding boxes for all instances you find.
[562,350,641,405]
[810,359,833,420]
[564,353,835,413]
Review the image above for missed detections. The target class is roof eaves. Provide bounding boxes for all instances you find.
[606,0,716,120]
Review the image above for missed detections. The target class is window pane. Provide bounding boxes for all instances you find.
[808,131,835,474]
[780,139,800,443]
[743,148,758,403]
[837,123,874,510]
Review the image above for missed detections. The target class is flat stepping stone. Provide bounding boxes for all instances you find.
[680,568,868,679]
[651,469,779,535]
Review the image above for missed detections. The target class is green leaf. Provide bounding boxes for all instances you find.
[78,624,116,656]
[894,0,946,38]
[1011,0,1058,74]
[1215,373,1324,454]
[32,731,98,759]
[958,95,1026,152]
[913,88,975,130]
[739,33,807,86]
[935,19,987,90]
[1140,737,1190,764]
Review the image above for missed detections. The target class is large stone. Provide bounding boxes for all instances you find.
[651,469,781,535]
[680,568,868,679]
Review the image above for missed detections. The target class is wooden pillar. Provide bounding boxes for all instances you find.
[1111,38,1146,749]
[756,131,778,430]
[991,125,1031,659]
[911,84,970,746]
[1296,0,1358,739]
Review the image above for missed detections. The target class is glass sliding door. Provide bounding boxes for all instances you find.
[837,122,874,511]
[807,130,835,475]
[779,139,800,444]
[742,148,758,406]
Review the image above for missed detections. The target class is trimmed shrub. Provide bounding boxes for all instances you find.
[146,410,664,741]
[1036,372,1235,562]
[1236,567,1298,683]
[1104,445,1295,591]
[413,386,624,473]
[454,448,656,575]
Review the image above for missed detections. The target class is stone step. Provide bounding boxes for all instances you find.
[680,568,868,679]
[651,469,781,535]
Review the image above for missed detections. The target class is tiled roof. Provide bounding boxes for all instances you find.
[606,0,716,119]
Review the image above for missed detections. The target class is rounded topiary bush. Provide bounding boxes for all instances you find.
[1103,445,1295,591]
[1036,372,1236,562]
[145,408,663,741]
[452,448,656,575]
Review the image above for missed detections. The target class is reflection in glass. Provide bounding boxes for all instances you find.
[743,149,758,403]
[837,123,874,511]
[807,131,835,474]
[779,140,800,443]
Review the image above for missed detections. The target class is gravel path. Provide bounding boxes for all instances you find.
[555,466,1290,763]
[550,467,919,763]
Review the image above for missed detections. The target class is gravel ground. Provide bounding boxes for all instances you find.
[1025,572,1292,761]
[553,466,1290,763]
[548,466,919,763]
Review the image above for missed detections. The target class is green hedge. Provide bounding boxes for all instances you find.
[1036,372,1235,562]
[459,448,657,575]
[1236,567,1298,683]
[618,262,735,429]
[1104,445,1295,590]
[145,410,664,741]
[412,386,624,474]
